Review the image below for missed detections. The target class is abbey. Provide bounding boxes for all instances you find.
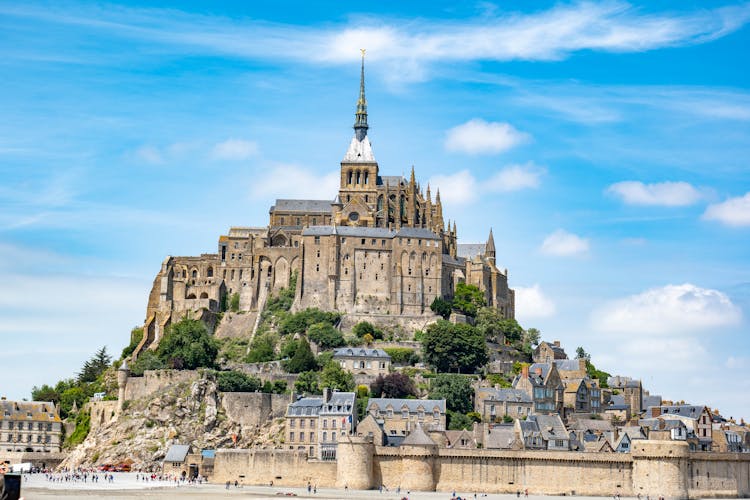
[136,55,514,354]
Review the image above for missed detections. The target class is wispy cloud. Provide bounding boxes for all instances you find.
[248,164,339,201]
[515,284,557,321]
[445,119,529,155]
[3,2,749,79]
[485,162,545,192]
[540,229,590,257]
[211,139,259,161]
[702,192,750,227]
[606,180,704,206]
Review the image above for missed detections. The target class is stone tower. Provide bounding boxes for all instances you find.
[117,359,130,414]
[631,440,689,499]
[399,425,438,491]
[336,434,375,490]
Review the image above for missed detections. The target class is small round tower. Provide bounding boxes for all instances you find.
[336,434,375,490]
[117,359,130,413]
[632,439,689,500]
[399,425,438,491]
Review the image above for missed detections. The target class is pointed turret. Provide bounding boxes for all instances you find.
[354,49,368,142]
[485,227,496,265]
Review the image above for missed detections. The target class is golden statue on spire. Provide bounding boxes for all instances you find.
[360,48,366,57]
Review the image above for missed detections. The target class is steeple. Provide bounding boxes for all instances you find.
[354,49,368,142]
[485,227,496,265]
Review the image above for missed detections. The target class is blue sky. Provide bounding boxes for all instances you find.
[1,1,749,419]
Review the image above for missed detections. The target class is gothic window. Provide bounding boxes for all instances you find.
[400,195,406,219]
[207,267,213,277]
[296,217,301,225]
[192,269,198,278]
[316,264,320,272]
[377,195,383,213]
[348,170,353,184]
[364,171,369,184]
[356,171,361,184]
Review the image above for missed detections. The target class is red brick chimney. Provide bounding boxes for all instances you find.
[651,407,662,418]
[522,364,529,378]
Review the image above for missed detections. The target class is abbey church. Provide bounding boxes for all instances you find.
[136,55,515,354]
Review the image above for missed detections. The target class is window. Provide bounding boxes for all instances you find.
[299,433,305,442]
[361,238,366,245]
[555,440,564,447]
[310,432,314,442]
[332,420,337,429]
[316,264,320,272]
[322,431,327,442]
[290,420,295,428]
[402,409,408,419]
[322,419,327,428]
[300,420,305,429]
[314,236,320,244]
[332,433,337,442]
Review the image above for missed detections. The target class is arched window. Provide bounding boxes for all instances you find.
[191,269,198,279]
[207,267,213,278]
[364,171,369,185]
[356,171,361,185]
[400,195,406,219]
[348,170,353,184]
[377,195,384,213]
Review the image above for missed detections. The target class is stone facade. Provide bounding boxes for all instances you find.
[0,400,62,453]
[333,348,390,377]
[366,398,446,437]
[285,389,357,460]
[134,55,514,357]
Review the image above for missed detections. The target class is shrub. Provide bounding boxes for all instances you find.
[307,322,345,349]
[294,371,320,395]
[121,327,144,359]
[65,410,90,448]
[285,337,317,373]
[352,321,383,340]
[217,371,262,392]
[157,318,218,370]
[279,308,340,335]
[430,297,452,320]
[384,347,419,366]
[229,293,241,312]
[130,350,165,376]
[246,332,277,363]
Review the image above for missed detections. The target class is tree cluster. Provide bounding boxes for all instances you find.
[421,320,488,374]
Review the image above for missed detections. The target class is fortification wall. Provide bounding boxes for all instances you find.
[212,449,336,486]
[0,451,65,469]
[687,452,750,498]
[340,314,438,337]
[86,401,118,433]
[220,393,288,428]
[123,370,199,401]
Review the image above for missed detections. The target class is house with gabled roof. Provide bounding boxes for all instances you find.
[475,387,532,422]
[516,414,570,450]
[533,341,567,363]
[646,405,713,451]
[514,363,564,415]
[366,398,446,437]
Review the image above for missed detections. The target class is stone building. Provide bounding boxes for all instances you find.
[475,387,532,422]
[514,363,564,415]
[332,348,390,377]
[533,341,567,363]
[365,398,446,437]
[645,405,713,451]
[134,54,514,356]
[285,389,356,460]
[0,399,62,453]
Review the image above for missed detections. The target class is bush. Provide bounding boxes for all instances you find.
[320,361,355,392]
[421,320,488,374]
[121,327,144,359]
[294,371,320,394]
[246,332,277,363]
[352,321,383,340]
[262,380,288,394]
[381,372,417,398]
[502,414,513,423]
[307,322,345,349]
[217,371,262,392]
[279,308,340,335]
[265,272,297,315]
[229,293,241,312]
[430,297,452,320]
[157,318,218,370]
[130,350,166,376]
[384,347,419,366]
[447,410,473,430]
[429,373,474,414]
[65,410,91,448]
[451,283,486,318]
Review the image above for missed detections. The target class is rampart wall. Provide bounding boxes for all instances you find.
[212,449,337,486]
[220,393,288,428]
[123,370,199,401]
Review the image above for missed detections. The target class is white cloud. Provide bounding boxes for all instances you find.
[540,229,590,257]
[726,356,748,370]
[211,138,258,161]
[607,180,703,206]
[10,3,750,77]
[445,119,529,155]
[591,283,742,335]
[702,192,750,227]
[485,162,545,192]
[515,284,556,321]
[249,164,339,200]
[135,145,163,165]
[428,170,477,205]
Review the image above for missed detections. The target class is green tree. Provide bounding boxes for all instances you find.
[31,384,60,405]
[307,322,345,349]
[157,318,218,369]
[294,371,320,394]
[497,318,524,343]
[475,307,507,343]
[279,308,340,335]
[279,337,299,359]
[352,321,383,340]
[447,410,473,430]
[316,351,334,370]
[60,387,86,419]
[421,320,488,373]
[285,337,317,373]
[383,347,419,366]
[121,327,144,359]
[370,374,385,398]
[129,350,166,376]
[523,327,541,347]
[430,297,452,320]
[576,346,591,361]
[586,360,611,389]
[229,293,241,313]
[77,346,112,384]
[246,332,277,363]
[452,283,486,317]
[216,371,262,392]
[320,361,355,392]
[429,373,474,414]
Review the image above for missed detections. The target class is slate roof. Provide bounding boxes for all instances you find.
[287,396,324,416]
[0,400,61,423]
[457,243,486,259]
[529,414,569,441]
[442,254,465,267]
[640,418,688,431]
[367,398,446,414]
[271,199,334,213]
[643,395,662,409]
[320,392,356,415]
[554,359,582,372]
[302,226,396,238]
[401,424,436,446]
[378,175,405,187]
[609,395,626,406]
[164,444,190,463]
[649,405,709,420]
[477,388,532,403]
[395,227,440,240]
[484,425,518,449]
[569,418,613,432]
[333,348,390,359]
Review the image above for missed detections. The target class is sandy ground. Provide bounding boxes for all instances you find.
[15,473,718,500]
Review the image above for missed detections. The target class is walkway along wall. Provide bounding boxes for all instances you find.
[213,439,750,498]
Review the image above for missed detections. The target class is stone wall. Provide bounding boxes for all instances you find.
[212,449,337,486]
[212,439,750,499]
[220,393,288,428]
[0,451,65,469]
[86,401,118,433]
[123,370,200,401]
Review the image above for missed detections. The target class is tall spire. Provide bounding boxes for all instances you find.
[354,49,368,142]
[485,227,496,264]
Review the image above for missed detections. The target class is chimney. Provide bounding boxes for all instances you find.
[534,367,542,376]
[323,387,332,403]
[579,358,587,371]
[651,407,662,418]
[553,340,561,348]
[521,365,529,378]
